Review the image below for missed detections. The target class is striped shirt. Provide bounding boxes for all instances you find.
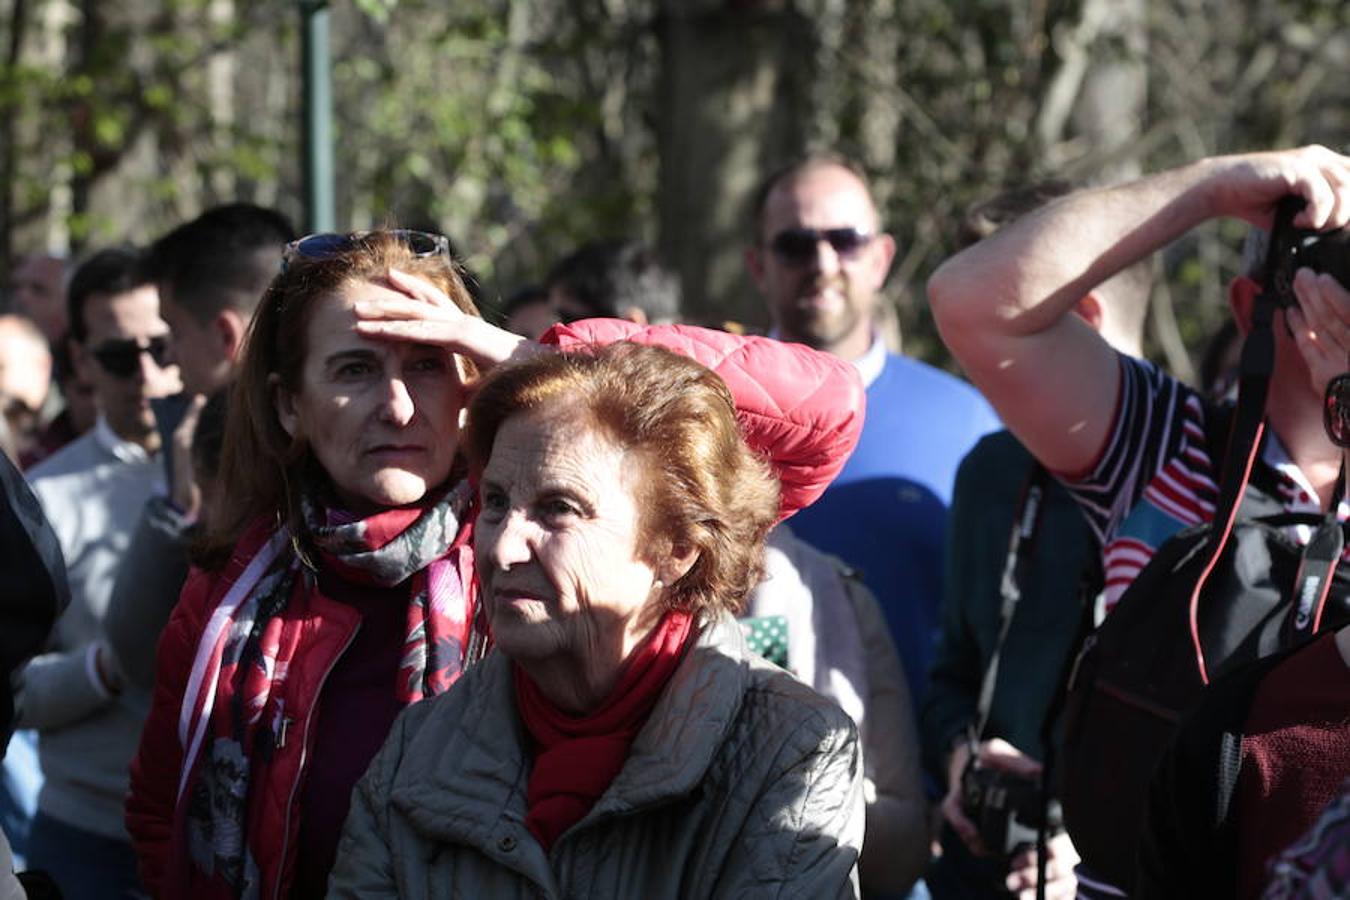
[1062,356,1348,614]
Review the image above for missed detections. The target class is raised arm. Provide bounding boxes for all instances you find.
[929,145,1350,475]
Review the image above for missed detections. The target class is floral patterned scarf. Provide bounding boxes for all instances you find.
[179,481,478,897]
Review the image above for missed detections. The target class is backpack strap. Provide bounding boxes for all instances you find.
[1282,464,1347,645]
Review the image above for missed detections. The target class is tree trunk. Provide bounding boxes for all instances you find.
[655,0,812,328]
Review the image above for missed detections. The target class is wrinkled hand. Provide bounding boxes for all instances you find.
[1204,144,1350,232]
[1286,269,1350,400]
[353,268,536,371]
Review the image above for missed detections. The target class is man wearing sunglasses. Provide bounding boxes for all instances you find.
[746,156,1001,725]
[14,246,179,898]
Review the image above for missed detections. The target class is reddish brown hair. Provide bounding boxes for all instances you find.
[464,342,780,617]
[199,232,481,566]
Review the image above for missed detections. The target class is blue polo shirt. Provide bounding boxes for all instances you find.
[788,341,1000,711]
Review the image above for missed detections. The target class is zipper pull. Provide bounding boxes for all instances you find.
[275,715,295,749]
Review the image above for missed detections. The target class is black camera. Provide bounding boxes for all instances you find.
[1264,196,1350,308]
[960,761,1064,857]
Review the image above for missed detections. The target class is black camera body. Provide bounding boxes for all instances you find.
[960,761,1064,857]
[1265,197,1350,307]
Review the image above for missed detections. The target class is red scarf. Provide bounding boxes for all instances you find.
[513,609,695,851]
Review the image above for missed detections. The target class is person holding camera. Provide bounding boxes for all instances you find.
[923,183,1152,900]
[929,145,1350,897]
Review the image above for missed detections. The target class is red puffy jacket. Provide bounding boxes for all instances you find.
[126,321,864,899]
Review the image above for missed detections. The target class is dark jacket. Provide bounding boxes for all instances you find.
[0,449,69,747]
[922,431,1097,899]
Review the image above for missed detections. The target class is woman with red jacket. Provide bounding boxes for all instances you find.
[125,230,864,899]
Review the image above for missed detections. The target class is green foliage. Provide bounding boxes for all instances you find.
[0,0,1344,384]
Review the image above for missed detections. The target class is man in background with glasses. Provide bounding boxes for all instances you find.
[746,156,1001,733]
[12,246,179,898]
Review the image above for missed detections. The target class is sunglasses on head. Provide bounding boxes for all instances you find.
[769,226,873,266]
[1326,372,1350,449]
[282,229,451,271]
[91,336,172,378]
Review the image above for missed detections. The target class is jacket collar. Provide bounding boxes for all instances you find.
[388,611,753,852]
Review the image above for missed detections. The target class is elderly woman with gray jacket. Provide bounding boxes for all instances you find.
[328,341,868,898]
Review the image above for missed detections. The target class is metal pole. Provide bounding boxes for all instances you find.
[300,0,334,233]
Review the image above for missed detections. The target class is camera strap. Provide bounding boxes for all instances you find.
[971,462,1051,744]
[1184,197,1312,685]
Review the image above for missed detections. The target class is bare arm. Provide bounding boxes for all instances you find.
[929,145,1350,475]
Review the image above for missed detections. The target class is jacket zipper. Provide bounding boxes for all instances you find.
[272,622,359,900]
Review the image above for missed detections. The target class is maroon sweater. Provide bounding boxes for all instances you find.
[290,571,408,899]
[1236,632,1350,898]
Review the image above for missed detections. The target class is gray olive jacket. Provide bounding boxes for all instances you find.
[327,611,865,899]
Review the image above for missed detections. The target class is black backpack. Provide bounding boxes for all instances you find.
[1055,212,1350,894]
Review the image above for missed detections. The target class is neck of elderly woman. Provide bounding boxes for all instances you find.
[514,600,668,716]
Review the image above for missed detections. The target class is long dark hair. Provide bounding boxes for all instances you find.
[198,232,481,568]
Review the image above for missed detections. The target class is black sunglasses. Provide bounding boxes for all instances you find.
[769,227,873,266]
[282,229,451,271]
[91,336,172,378]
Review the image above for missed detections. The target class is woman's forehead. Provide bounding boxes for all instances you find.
[303,280,441,361]
[486,408,629,483]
